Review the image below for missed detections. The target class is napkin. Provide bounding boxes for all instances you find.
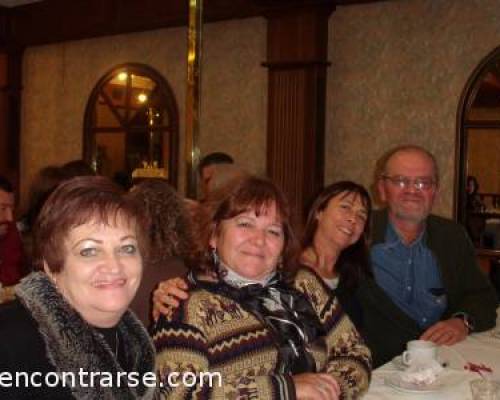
[400,359,444,385]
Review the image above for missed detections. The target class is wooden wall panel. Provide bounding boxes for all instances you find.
[0,49,22,191]
[4,0,383,48]
[265,5,332,227]
[268,69,306,219]
[0,54,8,178]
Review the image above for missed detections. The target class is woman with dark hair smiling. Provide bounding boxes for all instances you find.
[0,176,156,399]
[299,181,372,330]
[153,176,371,400]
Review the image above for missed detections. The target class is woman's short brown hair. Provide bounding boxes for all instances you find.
[34,176,147,273]
[195,176,298,275]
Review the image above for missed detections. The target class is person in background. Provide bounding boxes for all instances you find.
[153,176,371,400]
[128,178,193,327]
[20,161,97,269]
[371,145,497,353]
[466,176,485,212]
[184,158,244,224]
[0,176,156,399]
[61,159,96,179]
[205,163,247,196]
[0,176,15,237]
[0,175,24,288]
[465,175,487,245]
[20,166,67,236]
[21,160,95,236]
[197,152,234,201]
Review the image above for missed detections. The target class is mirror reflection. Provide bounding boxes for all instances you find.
[460,54,500,250]
[84,64,179,187]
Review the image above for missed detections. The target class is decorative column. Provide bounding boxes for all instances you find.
[264,5,334,228]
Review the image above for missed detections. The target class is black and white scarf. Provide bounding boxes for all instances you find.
[189,269,323,375]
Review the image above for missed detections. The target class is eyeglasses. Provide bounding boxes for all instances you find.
[381,175,436,191]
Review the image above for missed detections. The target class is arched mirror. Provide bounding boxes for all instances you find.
[456,47,500,256]
[83,63,179,186]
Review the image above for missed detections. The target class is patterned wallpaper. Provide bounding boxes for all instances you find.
[21,0,500,218]
[326,0,500,217]
[200,19,268,178]
[20,18,267,207]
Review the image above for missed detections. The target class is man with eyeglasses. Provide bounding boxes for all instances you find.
[363,145,497,364]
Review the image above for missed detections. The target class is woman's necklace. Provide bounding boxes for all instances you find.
[115,331,119,358]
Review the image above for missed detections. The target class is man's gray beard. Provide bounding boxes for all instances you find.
[394,210,428,225]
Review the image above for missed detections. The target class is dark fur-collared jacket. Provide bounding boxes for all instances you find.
[0,272,157,400]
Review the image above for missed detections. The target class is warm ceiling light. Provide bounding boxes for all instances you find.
[117,72,127,81]
[137,93,148,103]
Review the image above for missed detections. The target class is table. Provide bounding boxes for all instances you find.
[363,310,500,399]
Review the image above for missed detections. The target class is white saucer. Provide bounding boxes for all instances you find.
[385,373,444,393]
[385,370,459,393]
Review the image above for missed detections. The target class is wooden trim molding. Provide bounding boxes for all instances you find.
[2,1,388,47]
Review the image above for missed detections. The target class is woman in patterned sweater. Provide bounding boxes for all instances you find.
[152,176,371,399]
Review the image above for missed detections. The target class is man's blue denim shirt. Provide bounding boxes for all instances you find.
[370,222,447,329]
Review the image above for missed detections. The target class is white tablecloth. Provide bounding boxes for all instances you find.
[363,310,500,399]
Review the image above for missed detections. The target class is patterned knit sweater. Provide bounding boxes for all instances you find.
[153,267,372,399]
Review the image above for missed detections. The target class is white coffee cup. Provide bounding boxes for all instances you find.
[402,340,437,366]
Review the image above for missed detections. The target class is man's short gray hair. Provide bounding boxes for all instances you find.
[378,145,439,183]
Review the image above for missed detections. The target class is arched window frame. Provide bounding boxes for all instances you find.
[456,46,500,255]
[83,63,179,187]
